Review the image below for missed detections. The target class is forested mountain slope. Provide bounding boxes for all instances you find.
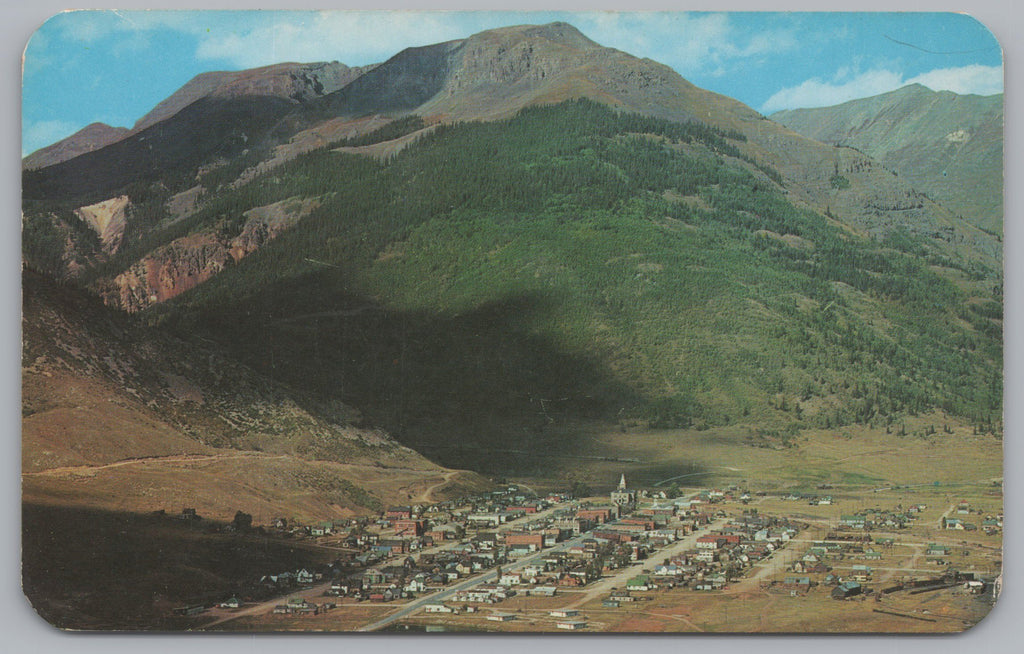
[134,101,1002,469]
[22,24,1002,475]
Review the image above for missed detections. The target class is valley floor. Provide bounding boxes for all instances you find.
[21,417,1001,633]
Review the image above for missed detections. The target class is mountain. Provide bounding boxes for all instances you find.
[22,22,1003,477]
[131,61,377,133]
[24,23,1001,283]
[772,84,1003,234]
[22,268,486,518]
[21,61,377,204]
[22,122,130,170]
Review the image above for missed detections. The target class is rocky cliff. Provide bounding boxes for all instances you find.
[104,196,319,312]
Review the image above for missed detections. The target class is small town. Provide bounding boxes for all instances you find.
[157,474,1001,633]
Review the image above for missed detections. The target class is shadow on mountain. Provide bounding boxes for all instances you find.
[22,97,296,206]
[161,270,644,477]
[22,502,336,630]
[277,40,456,136]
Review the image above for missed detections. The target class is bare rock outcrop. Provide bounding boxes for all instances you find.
[105,196,320,312]
[73,195,131,254]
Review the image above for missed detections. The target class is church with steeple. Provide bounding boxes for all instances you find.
[610,473,637,513]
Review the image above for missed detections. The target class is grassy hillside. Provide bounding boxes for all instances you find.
[773,84,1003,234]
[130,100,1001,470]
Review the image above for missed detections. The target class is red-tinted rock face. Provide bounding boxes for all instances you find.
[105,196,320,312]
[109,233,233,312]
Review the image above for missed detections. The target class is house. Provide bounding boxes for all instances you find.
[386,506,413,520]
[695,549,717,563]
[505,532,545,552]
[832,581,862,599]
[499,572,523,587]
[380,539,410,554]
[839,515,866,530]
[556,620,587,630]
[424,603,453,613]
[487,612,516,622]
[964,580,986,594]
[394,519,424,537]
[172,604,205,616]
[362,568,386,587]
[405,574,428,593]
[696,535,726,550]
[577,508,616,524]
[218,597,240,609]
[603,599,620,608]
[526,586,558,597]
[467,513,503,528]
[550,609,579,618]
[626,575,652,591]
[609,591,634,602]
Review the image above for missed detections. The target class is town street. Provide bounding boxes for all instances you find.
[563,516,727,608]
[358,513,728,631]
[357,529,598,631]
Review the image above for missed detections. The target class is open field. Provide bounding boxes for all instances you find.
[510,413,1002,494]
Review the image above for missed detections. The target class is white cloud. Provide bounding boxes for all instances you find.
[574,12,797,77]
[761,69,905,113]
[194,12,495,69]
[906,65,1004,97]
[762,64,1003,113]
[22,119,79,157]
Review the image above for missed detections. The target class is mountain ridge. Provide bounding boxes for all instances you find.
[23,122,131,170]
[22,22,1003,477]
[24,22,1001,287]
[772,84,1003,233]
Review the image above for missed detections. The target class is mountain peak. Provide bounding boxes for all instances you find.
[471,21,598,48]
[464,21,598,51]
[131,61,373,133]
[22,122,130,170]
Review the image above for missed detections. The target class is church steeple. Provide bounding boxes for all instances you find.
[619,473,627,490]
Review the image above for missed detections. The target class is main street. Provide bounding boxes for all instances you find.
[358,513,726,632]
[356,529,595,631]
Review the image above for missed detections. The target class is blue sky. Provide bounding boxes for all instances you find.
[22,11,1002,156]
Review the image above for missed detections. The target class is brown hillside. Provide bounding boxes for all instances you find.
[22,268,488,520]
[22,122,130,170]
